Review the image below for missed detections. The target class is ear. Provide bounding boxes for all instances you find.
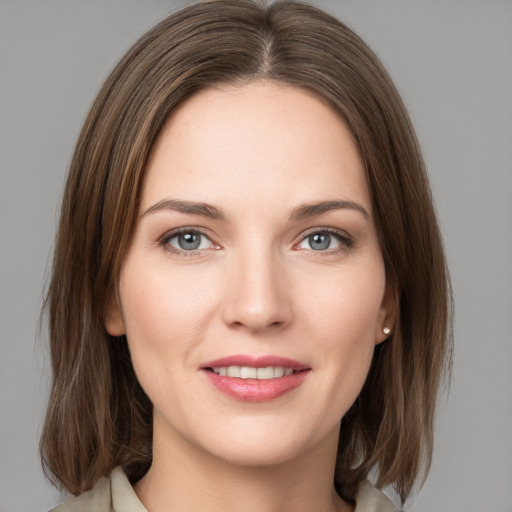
[104,294,126,336]
[375,278,397,345]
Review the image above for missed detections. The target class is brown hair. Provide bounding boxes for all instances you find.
[41,0,452,504]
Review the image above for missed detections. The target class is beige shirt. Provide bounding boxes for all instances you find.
[52,467,398,512]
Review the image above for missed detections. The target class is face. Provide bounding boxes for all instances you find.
[106,81,394,468]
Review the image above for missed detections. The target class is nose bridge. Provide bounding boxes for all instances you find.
[222,240,291,331]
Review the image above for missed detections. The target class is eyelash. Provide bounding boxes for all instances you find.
[294,228,354,255]
[158,227,354,257]
[158,227,217,257]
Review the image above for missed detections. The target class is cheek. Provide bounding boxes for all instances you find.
[120,256,216,336]
[300,261,385,396]
[117,258,221,387]
[302,261,385,341]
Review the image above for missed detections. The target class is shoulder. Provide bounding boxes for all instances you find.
[50,469,394,512]
[50,467,146,512]
[50,475,111,512]
[355,481,400,512]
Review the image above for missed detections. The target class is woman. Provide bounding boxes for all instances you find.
[41,1,452,511]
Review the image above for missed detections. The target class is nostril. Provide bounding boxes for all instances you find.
[221,275,292,331]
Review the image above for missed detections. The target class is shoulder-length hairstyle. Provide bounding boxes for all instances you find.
[41,0,452,504]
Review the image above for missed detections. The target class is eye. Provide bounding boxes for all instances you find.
[295,230,352,252]
[161,229,217,253]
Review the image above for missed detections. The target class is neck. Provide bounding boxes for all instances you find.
[134,418,353,512]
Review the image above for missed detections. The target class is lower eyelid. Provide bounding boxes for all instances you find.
[159,228,218,253]
[295,230,353,250]
[158,228,352,255]
[172,233,210,250]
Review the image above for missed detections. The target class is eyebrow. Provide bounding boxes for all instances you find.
[141,198,369,222]
[289,200,370,221]
[141,199,229,221]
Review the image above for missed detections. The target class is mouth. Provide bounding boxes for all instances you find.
[206,366,298,379]
[201,355,310,402]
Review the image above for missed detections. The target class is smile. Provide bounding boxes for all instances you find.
[209,366,295,379]
[201,355,310,402]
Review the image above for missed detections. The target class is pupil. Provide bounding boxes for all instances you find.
[179,232,200,250]
[310,233,330,250]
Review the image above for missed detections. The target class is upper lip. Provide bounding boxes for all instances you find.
[201,355,309,370]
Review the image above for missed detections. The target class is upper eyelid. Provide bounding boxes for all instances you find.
[293,228,354,253]
[158,226,353,250]
[296,226,352,242]
[159,227,218,250]
[161,226,214,240]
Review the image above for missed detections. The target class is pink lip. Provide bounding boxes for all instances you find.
[201,354,310,402]
[201,354,308,370]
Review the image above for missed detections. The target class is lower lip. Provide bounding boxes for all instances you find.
[202,370,309,402]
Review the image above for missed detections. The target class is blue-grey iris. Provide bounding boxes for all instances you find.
[178,232,201,250]
[309,233,331,250]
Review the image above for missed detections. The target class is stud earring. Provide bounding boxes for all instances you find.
[383,327,391,335]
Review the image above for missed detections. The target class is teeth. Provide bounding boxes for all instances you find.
[274,367,284,378]
[211,366,296,379]
[227,366,240,377]
[256,367,274,380]
[240,366,257,379]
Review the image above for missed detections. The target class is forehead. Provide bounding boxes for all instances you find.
[141,81,371,215]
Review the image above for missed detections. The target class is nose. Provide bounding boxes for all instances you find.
[221,248,293,333]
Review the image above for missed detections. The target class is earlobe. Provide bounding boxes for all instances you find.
[375,280,397,345]
[105,295,126,336]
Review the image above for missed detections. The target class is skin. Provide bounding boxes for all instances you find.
[106,81,394,512]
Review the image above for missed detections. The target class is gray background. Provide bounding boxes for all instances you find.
[1,1,511,511]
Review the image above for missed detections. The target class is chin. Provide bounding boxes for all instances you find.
[203,437,311,468]
[186,413,340,469]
